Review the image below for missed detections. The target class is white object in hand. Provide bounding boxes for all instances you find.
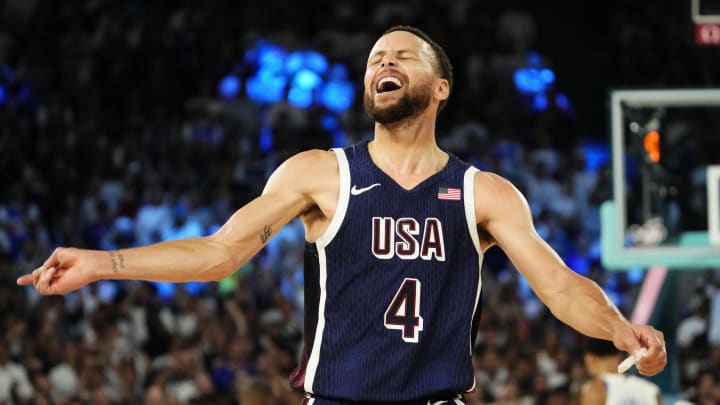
[617,348,649,373]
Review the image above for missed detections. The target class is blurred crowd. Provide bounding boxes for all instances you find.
[2,0,720,404]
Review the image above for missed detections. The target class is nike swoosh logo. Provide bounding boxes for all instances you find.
[350,183,381,195]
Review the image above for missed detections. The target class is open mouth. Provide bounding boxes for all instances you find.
[376,76,403,94]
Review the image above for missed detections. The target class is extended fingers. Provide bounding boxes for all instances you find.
[36,267,57,295]
[643,327,666,357]
[17,266,47,287]
[42,248,62,269]
[17,248,66,290]
[637,353,666,376]
[16,272,36,286]
[637,328,667,376]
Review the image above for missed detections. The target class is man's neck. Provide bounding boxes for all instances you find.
[592,357,624,376]
[368,113,448,188]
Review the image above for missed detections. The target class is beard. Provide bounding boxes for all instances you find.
[363,82,433,125]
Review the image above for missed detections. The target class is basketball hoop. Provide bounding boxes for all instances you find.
[696,23,720,45]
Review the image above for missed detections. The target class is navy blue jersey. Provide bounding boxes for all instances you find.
[291,141,484,403]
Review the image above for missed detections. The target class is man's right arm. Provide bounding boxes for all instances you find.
[18,149,336,295]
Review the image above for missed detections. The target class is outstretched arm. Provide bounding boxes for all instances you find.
[18,149,335,295]
[475,172,667,376]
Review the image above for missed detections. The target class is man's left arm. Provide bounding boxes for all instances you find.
[475,172,667,376]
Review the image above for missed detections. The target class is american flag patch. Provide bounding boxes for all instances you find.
[437,187,461,200]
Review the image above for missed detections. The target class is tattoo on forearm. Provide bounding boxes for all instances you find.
[260,225,272,244]
[109,251,126,273]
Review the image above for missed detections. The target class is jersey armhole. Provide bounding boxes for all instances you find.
[315,148,351,248]
[464,166,484,364]
[463,166,481,256]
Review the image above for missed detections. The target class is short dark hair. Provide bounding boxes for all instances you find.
[582,337,620,357]
[382,25,454,112]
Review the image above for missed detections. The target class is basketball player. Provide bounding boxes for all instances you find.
[580,338,661,405]
[18,26,667,404]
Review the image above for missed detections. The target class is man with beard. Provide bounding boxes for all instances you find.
[19,26,667,404]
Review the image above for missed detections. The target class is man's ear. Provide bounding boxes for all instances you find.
[435,78,449,102]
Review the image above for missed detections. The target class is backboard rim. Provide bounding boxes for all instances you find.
[692,0,720,23]
[709,165,720,245]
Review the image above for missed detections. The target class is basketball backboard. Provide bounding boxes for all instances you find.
[602,89,720,270]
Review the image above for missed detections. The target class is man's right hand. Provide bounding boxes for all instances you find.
[17,247,99,295]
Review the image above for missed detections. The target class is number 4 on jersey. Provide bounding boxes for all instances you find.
[384,278,424,343]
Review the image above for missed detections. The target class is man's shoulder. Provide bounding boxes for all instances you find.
[266,149,340,196]
[580,377,607,404]
[469,170,532,228]
[471,170,521,200]
[282,149,339,174]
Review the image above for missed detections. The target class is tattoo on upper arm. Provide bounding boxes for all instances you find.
[260,225,272,244]
[109,251,126,273]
